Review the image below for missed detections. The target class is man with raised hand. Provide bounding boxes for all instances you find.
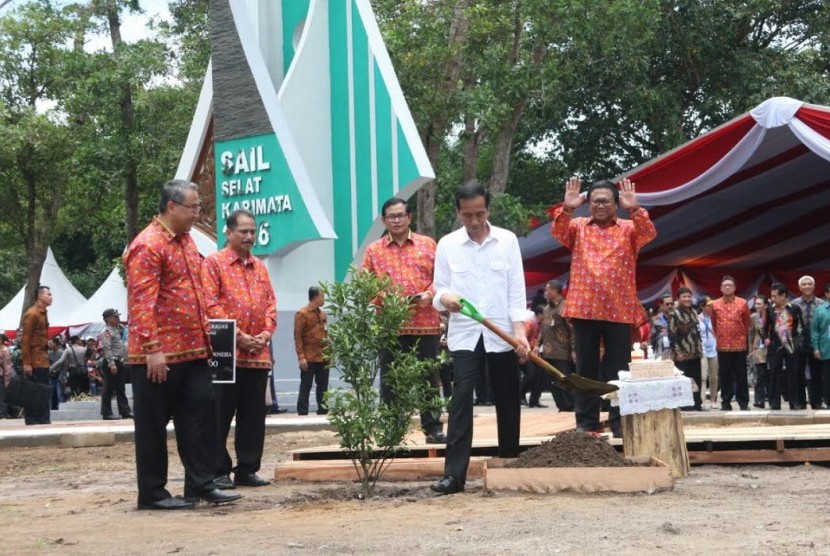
[552,177,656,436]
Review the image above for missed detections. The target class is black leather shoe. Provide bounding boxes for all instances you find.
[122,413,134,419]
[102,415,120,420]
[234,473,271,487]
[430,476,464,495]
[186,488,242,504]
[316,409,328,415]
[529,402,548,408]
[297,411,308,416]
[752,403,765,409]
[214,475,235,490]
[425,432,447,444]
[137,497,194,511]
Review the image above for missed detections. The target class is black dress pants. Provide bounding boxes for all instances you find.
[214,367,269,477]
[131,360,216,504]
[798,351,824,409]
[296,362,330,414]
[101,361,131,417]
[444,336,520,483]
[676,358,702,410]
[571,319,631,434]
[380,334,442,433]
[24,368,51,425]
[718,351,749,409]
[768,349,798,409]
[753,362,769,407]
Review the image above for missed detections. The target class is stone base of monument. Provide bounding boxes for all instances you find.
[58,432,116,448]
[484,456,673,494]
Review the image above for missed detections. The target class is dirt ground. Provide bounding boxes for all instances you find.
[1,430,829,555]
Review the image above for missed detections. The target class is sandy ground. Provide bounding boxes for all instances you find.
[1,430,829,555]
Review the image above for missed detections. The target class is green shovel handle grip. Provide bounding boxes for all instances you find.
[458,298,485,322]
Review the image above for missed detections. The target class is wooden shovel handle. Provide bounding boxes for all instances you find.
[477,318,566,380]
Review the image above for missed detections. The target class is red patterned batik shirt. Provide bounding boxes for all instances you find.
[361,231,440,335]
[711,296,751,352]
[124,217,212,365]
[202,247,277,369]
[552,207,656,324]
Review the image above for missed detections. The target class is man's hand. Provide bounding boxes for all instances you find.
[146,351,168,384]
[815,349,822,360]
[23,364,33,377]
[514,334,531,358]
[563,177,584,210]
[618,178,638,210]
[109,363,118,376]
[415,290,433,308]
[440,293,462,313]
[299,357,308,371]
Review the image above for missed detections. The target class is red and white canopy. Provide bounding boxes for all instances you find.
[521,97,830,303]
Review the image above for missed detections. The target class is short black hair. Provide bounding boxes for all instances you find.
[771,282,788,297]
[226,209,255,230]
[308,286,321,301]
[533,305,544,315]
[721,275,736,286]
[825,283,830,294]
[381,197,409,217]
[36,285,50,296]
[677,287,692,297]
[587,180,619,203]
[455,182,489,210]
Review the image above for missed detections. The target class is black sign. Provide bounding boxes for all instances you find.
[208,319,236,383]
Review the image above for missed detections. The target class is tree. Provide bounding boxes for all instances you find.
[0,0,79,321]
[322,268,442,499]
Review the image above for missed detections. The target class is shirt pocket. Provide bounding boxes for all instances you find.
[449,261,471,274]
[489,259,510,272]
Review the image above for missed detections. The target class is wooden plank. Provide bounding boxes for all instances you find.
[485,457,673,494]
[275,457,487,482]
[689,447,830,464]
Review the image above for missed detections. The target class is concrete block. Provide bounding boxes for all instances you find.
[59,432,116,448]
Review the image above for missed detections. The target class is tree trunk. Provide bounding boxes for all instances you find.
[461,111,479,184]
[19,146,59,327]
[415,0,472,237]
[487,98,527,196]
[104,0,139,242]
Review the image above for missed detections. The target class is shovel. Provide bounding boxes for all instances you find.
[457,298,618,397]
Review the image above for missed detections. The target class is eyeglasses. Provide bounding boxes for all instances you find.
[384,213,409,222]
[590,199,613,207]
[173,200,203,213]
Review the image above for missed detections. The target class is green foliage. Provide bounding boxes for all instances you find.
[322,267,443,499]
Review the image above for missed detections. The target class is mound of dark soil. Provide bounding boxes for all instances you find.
[506,431,633,468]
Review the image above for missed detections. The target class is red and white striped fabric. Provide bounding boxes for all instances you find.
[521,97,830,303]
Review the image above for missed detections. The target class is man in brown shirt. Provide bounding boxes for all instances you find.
[294,286,329,415]
[538,280,575,412]
[21,285,53,424]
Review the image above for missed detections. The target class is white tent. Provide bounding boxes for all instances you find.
[63,266,128,328]
[63,226,218,330]
[0,247,87,333]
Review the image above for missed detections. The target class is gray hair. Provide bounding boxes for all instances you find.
[158,179,199,214]
[798,275,815,286]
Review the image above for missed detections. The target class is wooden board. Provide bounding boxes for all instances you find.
[290,411,587,461]
[274,457,487,482]
[485,456,673,494]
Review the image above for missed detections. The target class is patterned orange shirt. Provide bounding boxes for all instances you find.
[711,296,751,352]
[552,207,656,324]
[202,247,277,370]
[294,304,328,363]
[124,217,212,365]
[361,231,440,335]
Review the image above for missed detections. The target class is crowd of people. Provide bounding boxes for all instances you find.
[1,174,827,506]
[639,276,830,412]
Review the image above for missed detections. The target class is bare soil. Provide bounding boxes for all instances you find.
[506,431,633,468]
[1,430,829,555]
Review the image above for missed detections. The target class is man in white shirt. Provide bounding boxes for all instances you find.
[430,184,530,495]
